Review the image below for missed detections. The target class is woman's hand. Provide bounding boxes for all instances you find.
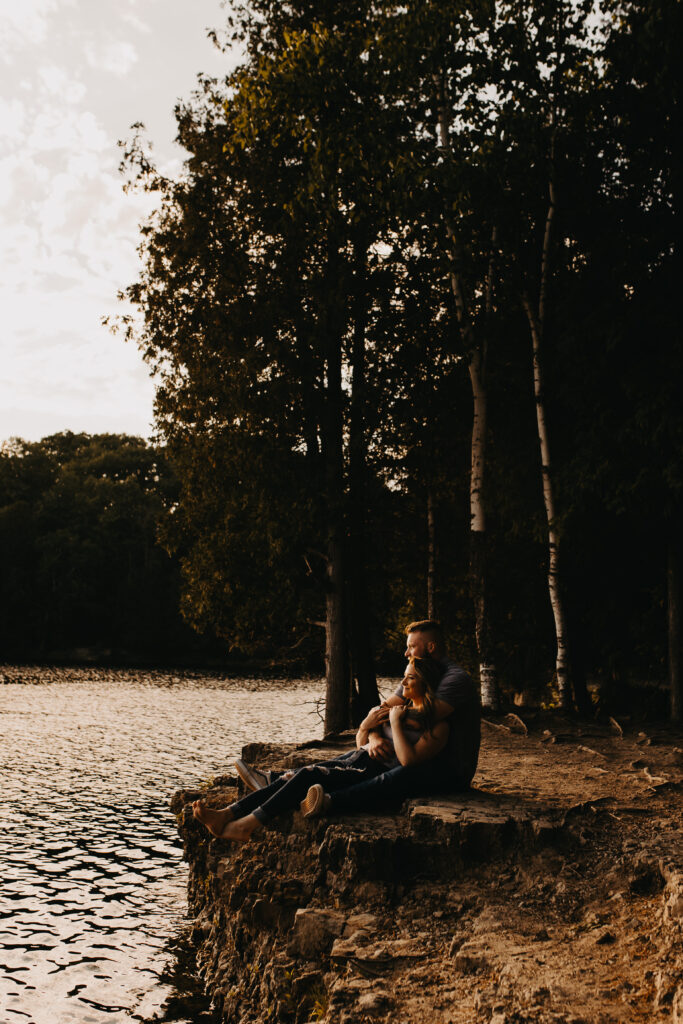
[361,705,389,731]
[388,704,408,727]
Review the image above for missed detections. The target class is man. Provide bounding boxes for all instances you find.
[235,619,481,812]
[309,620,480,815]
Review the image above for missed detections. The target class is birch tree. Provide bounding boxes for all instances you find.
[493,0,595,712]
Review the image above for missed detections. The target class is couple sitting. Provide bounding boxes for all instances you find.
[192,620,481,844]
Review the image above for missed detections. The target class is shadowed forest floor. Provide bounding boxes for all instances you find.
[176,715,683,1024]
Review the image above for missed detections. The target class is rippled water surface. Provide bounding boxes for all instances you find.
[0,669,326,1024]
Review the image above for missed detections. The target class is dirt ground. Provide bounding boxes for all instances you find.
[178,713,683,1024]
[322,714,683,1024]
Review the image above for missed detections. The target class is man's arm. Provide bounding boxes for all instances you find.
[432,697,455,722]
[360,694,405,759]
[435,661,480,718]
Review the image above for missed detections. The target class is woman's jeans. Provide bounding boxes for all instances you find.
[228,749,385,825]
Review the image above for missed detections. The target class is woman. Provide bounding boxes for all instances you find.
[192,657,448,844]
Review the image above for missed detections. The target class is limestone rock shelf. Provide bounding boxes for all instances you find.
[173,721,683,1024]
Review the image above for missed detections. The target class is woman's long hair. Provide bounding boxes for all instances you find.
[408,656,444,734]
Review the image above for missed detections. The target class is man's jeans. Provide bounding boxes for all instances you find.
[328,757,462,815]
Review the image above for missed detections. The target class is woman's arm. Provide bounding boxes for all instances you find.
[356,704,390,749]
[362,694,405,757]
[388,706,449,766]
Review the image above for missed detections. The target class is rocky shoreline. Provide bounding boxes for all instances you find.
[173,717,683,1024]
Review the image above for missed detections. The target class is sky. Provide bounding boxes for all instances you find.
[0,0,240,444]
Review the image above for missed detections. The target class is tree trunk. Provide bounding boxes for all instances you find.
[434,73,499,710]
[322,239,350,735]
[468,346,498,710]
[521,135,590,715]
[427,488,436,620]
[669,522,682,722]
[348,237,379,723]
[324,526,349,735]
[522,296,572,711]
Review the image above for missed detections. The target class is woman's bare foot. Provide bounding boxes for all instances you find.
[219,813,263,844]
[192,800,234,838]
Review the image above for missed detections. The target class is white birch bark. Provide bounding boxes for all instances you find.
[521,149,573,709]
[522,292,571,710]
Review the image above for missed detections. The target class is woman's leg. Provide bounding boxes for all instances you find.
[192,774,291,838]
[250,755,381,823]
[195,751,382,842]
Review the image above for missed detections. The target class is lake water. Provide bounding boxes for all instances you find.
[0,668,332,1024]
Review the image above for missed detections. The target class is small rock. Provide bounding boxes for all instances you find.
[357,990,392,1013]
[534,927,550,941]
[288,908,345,958]
[578,744,606,759]
[454,942,490,973]
[342,912,378,937]
[504,713,528,735]
[596,929,616,945]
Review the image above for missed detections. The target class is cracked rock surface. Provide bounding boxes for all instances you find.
[173,714,683,1024]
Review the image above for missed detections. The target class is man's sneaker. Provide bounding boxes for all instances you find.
[234,758,273,792]
[300,783,331,818]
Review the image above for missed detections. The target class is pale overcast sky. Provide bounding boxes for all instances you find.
[0,0,239,444]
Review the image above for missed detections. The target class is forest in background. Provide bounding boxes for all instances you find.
[0,433,209,663]
[1,0,679,725]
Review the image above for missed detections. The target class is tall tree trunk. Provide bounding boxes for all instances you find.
[348,237,380,723]
[427,488,436,620]
[668,519,682,722]
[434,73,499,710]
[521,135,590,716]
[322,239,350,735]
[522,295,571,711]
[468,345,497,710]
[324,525,349,735]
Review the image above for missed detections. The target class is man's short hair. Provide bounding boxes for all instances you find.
[405,619,444,640]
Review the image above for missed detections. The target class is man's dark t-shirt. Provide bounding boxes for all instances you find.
[394,659,481,789]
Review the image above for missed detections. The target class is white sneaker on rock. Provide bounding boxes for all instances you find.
[234,759,273,792]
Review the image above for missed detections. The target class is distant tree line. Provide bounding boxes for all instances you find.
[0,433,205,662]
[75,0,683,721]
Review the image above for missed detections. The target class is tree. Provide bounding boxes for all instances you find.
[0,433,188,659]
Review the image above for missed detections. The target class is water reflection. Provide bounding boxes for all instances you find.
[0,669,325,1024]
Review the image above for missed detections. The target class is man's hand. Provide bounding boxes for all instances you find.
[366,730,393,761]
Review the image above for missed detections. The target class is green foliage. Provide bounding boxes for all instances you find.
[113,0,679,706]
[0,432,197,659]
